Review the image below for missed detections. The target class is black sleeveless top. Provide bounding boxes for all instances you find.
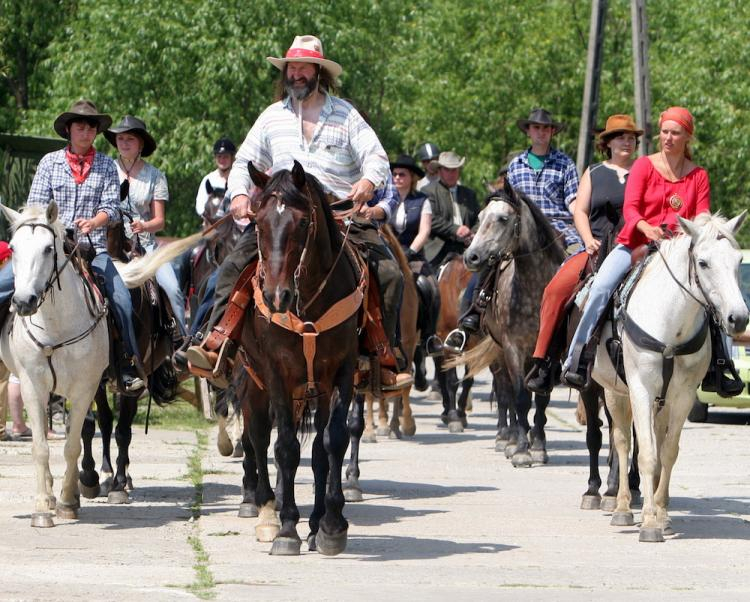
[588,162,627,240]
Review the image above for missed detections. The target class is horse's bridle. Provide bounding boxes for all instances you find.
[13,222,73,308]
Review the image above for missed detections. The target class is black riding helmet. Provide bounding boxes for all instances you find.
[213,137,237,155]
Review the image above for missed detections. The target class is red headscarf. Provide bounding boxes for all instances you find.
[659,106,694,136]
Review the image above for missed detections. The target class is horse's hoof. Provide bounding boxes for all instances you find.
[232,442,244,458]
[401,422,416,437]
[31,512,54,528]
[238,503,258,518]
[217,428,233,457]
[448,421,464,433]
[611,511,635,527]
[343,487,363,503]
[79,481,101,500]
[494,440,505,452]
[107,490,129,505]
[662,522,674,536]
[601,496,617,512]
[376,426,390,437]
[125,476,134,492]
[511,451,533,468]
[255,523,280,543]
[269,536,302,556]
[639,527,664,543]
[56,504,79,520]
[440,413,449,425]
[100,477,113,497]
[580,494,601,510]
[530,449,549,464]
[388,428,402,440]
[361,431,377,444]
[307,532,317,552]
[315,527,348,556]
[504,444,518,458]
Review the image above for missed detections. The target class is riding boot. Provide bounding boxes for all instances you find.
[444,287,488,353]
[525,357,558,394]
[701,319,744,397]
[121,356,146,393]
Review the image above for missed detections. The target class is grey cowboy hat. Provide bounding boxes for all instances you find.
[390,154,425,179]
[53,99,112,139]
[516,108,566,135]
[104,115,157,158]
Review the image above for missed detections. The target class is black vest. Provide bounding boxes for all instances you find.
[396,192,429,248]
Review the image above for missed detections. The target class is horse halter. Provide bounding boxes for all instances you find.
[13,222,70,309]
[483,193,523,266]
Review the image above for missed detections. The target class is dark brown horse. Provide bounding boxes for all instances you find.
[237,161,362,556]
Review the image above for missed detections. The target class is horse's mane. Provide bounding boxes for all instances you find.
[659,211,739,261]
[11,205,66,239]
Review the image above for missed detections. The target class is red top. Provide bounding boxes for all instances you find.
[617,155,711,248]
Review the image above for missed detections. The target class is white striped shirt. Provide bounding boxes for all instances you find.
[228,94,389,201]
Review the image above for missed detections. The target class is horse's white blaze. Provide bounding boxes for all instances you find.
[592,212,747,540]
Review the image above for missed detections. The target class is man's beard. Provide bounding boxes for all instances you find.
[285,72,318,101]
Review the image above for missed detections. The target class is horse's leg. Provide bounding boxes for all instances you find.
[57,392,96,520]
[94,383,114,495]
[444,365,464,433]
[605,390,636,528]
[529,391,550,464]
[492,369,512,452]
[601,401,620,511]
[270,394,302,555]
[629,382,661,542]
[458,372,474,414]
[399,387,416,436]
[581,385,604,509]
[362,393,377,443]
[316,380,354,556]
[79,406,100,499]
[376,393,390,437]
[510,382,533,468]
[21,382,56,526]
[249,398,278,542]
[238,402,258,518]
[434,355,453,424]
[629,425,641,504]
[388,393,402,439]
[308,401,329,551]
[344,393,365,502]
[107,392,137,504]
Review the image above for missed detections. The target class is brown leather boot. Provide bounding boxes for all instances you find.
[186,344,229,389]
[380,368,413,391]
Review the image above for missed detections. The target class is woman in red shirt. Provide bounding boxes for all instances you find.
[562,107,710,388]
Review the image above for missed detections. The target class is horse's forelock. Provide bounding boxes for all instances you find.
[11,205,65,238]
[687,212,740,249]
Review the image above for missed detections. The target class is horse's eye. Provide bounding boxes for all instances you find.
[497,215,508,223]
[698,259,709,269]
[299,218,309,231]
[44,245,53,255]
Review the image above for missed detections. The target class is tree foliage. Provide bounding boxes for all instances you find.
[1,0,749,245]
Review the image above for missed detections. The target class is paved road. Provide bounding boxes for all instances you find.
[1,369,749,601]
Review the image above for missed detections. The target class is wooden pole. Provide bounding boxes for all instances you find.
[631,0,653,155]
[577,0,608,175]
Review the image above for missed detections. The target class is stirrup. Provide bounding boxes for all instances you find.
[443,328,467,354]
[425,335,444,357]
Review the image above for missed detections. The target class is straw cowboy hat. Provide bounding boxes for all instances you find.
[516,108,566,135]
[595,114,644,140]
[53,99,112,139]
[437,151,466,169]
[104,115,157,157]
[267,35,343,79]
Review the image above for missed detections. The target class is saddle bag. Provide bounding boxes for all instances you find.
[701,317,744,398]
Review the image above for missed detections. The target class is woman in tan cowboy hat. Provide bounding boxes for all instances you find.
[105,115,187,336]
[22,99,145,391]
[527,114,642,393]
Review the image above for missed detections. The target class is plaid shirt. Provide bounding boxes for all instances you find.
[507,148,581,247]
[27,149,121,252]
[367,171,399,222]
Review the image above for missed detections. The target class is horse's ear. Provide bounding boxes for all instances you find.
[503,176,514,199]
[678,216,700,239]
[291,160,306,190]
[248,162,269,189]
[46,200,58,224]
[0,201,22,225]
[724,210,747,237]
[205,179,214,194]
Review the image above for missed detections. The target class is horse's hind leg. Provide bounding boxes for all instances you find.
[94,383,115,496]
[79,407,101,499]
[510,382,533,468]
[344,393,365,502]
[605,390,636,528]
[376,394,390,437]
[529,392,550,464]
[362,393,377,443]
[458,372,474,414]
[107,392,137,504]
[492,369,513,452]
[580,385,603,509]
[238,401,258,518]
[399,387,416,436]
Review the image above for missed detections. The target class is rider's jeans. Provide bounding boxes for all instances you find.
[564,244,633,367]
[155,261,187,337]
[91,251,140,360]
[0,262,13,304]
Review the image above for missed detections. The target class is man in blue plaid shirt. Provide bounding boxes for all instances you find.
[507,108,581,250]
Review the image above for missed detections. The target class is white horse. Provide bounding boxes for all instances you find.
[592,211,748,542]
[0,201,202,527]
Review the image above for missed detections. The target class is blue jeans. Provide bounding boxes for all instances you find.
[565,244,633,367]
[0,262,14,305]
[91,252,139,360]
[155,261,187,336]
[190,269,217,337]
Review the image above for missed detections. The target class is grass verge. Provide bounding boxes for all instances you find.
[185,430,215,600]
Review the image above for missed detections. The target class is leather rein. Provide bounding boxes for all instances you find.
[11,222,106,391]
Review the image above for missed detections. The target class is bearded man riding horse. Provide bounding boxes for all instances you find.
[185,35,411,390]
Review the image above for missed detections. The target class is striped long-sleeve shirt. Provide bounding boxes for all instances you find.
[228,94,390,202]
[27,149,121,252]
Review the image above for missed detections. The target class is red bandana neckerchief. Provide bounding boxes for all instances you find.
[65,146,96,185]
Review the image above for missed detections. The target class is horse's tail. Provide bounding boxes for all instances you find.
[445,336,500,378]
[117,231,203,288]
[380,225,412,279]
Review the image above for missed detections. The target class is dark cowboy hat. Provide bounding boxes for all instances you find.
[104,115,157,157]
[516,108,566,135]
[53,99,112,139]
[213,137,237,155]
[390,154,425,179]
